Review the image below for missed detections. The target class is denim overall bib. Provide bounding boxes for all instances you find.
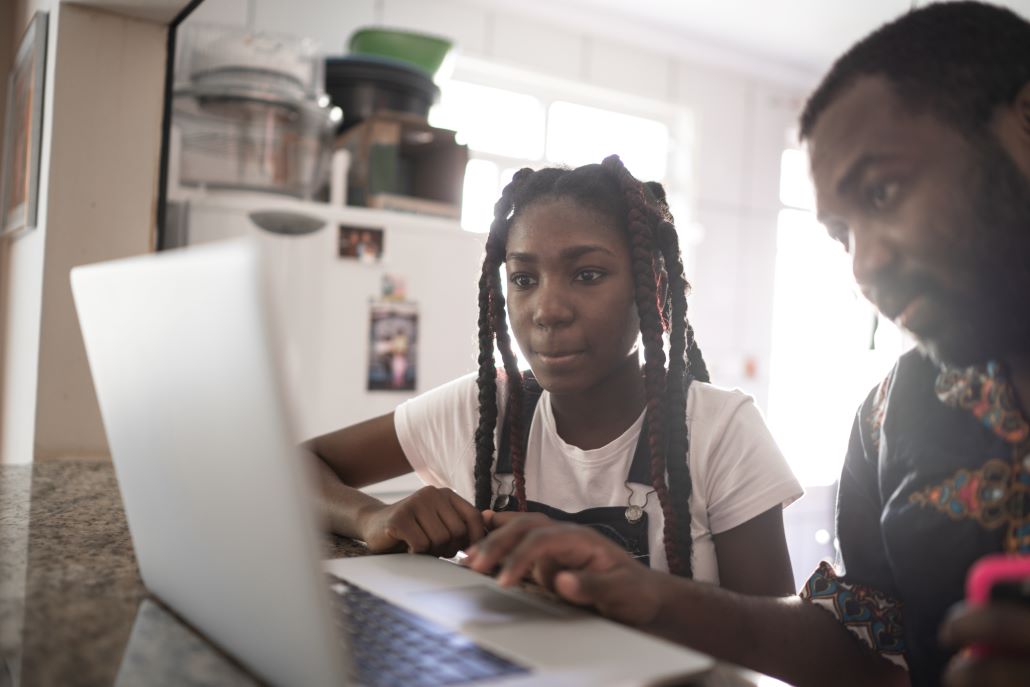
[493,374,654,566]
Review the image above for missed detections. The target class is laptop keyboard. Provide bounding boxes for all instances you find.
[328,575,530,687]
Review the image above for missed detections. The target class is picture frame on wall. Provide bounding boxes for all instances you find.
[0,11,48,237]
[367,301,418,392]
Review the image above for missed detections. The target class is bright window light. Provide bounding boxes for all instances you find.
[546,102,668,180]
[779,148,816,211]
[430,81,545,159]
[767,209,909,486]
[461,159,500,233]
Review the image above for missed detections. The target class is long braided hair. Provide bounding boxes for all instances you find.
[472,155,710,578]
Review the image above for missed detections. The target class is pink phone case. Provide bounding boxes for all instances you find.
[966,553,1030,605]
[964,553,1030,657]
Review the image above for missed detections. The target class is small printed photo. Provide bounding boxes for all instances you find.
[367,301,417,392]
[339,224,384,263]
[381,273,407,301]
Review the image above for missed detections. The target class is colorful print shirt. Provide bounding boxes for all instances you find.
[799,349,1030,686]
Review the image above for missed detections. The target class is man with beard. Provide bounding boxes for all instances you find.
[461,3,1030,686]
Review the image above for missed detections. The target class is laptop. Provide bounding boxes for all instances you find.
[70,239,714,687]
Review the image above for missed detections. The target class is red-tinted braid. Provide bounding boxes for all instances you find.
[474,168,535,510]
[489,268,528,510]
[473,253,502,510]
[473,185,521,510]
[657,218,695,577]
[602,155,688,576]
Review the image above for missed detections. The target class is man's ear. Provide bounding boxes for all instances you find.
[992,81,1030,179]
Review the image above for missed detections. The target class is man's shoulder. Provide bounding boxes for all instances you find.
[860,348,938,410]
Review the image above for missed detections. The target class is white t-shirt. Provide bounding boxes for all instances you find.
[394,372,802,582]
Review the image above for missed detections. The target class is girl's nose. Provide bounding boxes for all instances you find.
[531,281,574,329]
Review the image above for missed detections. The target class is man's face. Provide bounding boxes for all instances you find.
[808,76,1030,367]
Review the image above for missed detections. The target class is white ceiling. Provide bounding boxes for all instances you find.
[69,0,195,24]
[513,0,1030,76]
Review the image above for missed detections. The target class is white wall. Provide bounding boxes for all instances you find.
[0,0,58,465]
[183,0,817,410]
[0,1,171,463]
[32,6,165,460]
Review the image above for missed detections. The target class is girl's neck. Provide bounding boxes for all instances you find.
[546,356,648,450]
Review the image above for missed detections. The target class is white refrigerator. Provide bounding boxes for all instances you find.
[167,191,487,497]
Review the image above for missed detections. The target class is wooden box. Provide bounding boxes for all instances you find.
[334,112,468,219]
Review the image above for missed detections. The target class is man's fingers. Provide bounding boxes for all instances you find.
[488,510,524,529]
[496,527,603,586]
[554,566,659,627]
[465,517,550,574]
[553,567,633,607]
[941,604,1030,651]
[943,654,1030,687]
[552,572,593,605]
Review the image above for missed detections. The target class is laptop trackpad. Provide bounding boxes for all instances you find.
[406,584,577,628]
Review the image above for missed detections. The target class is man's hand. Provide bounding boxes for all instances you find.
[940,601,1030,687]
[465,518,664,627]
[357,486,486,557]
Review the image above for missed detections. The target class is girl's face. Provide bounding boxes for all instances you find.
[504,197,641,395]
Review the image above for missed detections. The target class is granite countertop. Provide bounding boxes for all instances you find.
[0,458,771,687]
[0,457,365,687]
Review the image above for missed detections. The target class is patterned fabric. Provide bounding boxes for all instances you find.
[935,361,1030,444]
[801,350,1030,685]
[801,562,907,669]
[908,459,1011,529]
[866,370,894,454]
[915,362,1030,552]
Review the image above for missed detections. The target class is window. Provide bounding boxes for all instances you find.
[546,102,668,181]
[767,147,911,486]
[432,81,545,160]
[430,79,673,234]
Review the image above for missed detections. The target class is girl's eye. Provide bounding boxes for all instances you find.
[575,269,605,283]
[510,273,536,288]
[866,180,900,211]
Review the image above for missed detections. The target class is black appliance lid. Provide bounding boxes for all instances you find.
[324,54,439,98]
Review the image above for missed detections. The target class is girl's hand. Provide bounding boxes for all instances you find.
[357,486,486,557]
[465,520,663,627]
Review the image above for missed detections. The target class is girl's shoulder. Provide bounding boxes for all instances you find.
[404,369,510,413]
[686,380,758,424]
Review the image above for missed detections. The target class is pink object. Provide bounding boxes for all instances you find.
[964,553,1030,657]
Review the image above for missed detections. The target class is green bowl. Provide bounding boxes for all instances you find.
[348,28,453,78]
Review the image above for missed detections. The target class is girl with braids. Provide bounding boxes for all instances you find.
[306,155,800,589]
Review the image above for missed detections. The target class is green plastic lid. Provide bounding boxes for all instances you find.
[348,27,453,78]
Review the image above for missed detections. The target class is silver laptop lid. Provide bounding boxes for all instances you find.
[71,240,348,687]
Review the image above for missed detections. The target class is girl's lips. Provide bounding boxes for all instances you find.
[535,351,584,365]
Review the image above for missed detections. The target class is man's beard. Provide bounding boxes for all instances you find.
[920,134,1030,368]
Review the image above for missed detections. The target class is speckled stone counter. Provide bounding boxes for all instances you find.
[0,458,771,687]
[0,457,365,687]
